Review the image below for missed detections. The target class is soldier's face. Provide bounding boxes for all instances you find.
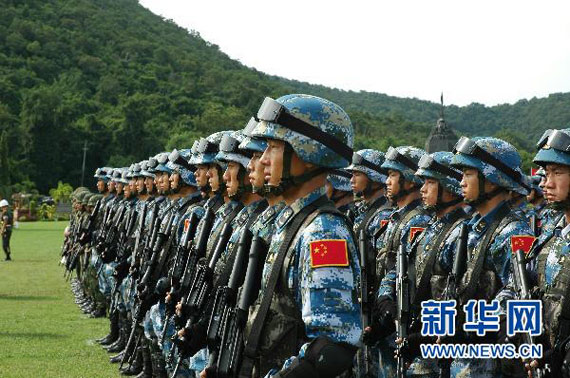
[145,177,155,193]
[129,180,136,193]
[195,165,209,188]
[460,168,480,201]
[261,140,285,187]
[161,173,171,193]
[224,162,241,197]
[108,181,116,193]
[136,177,145,192]
[544,164,570,203]
[123,184,131,197]
[170,173,180,191]
[207,165,220,192]
[421,178,439,206]
[386,170,401,198]
[97,180,106,192]
[116,183,124,195]
[351,171,369,193]
[247,153,265,188]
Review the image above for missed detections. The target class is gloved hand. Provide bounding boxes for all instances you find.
[396,332,436,360]
[363,296,396,345]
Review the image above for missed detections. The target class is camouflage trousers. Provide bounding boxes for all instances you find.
[450,358,499,378]
[98,261,117,299]
[377,333,397,378]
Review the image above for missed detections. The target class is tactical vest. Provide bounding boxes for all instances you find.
[413,209,467,304]
[376,205,428,283]
[458,205,516,304]
[536,233,570,349]
[244,199,348,377]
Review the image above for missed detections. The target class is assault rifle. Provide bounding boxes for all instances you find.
[359,228,374,377]
[101,205,127,263]
[396,243,410,378]
[512,249,543,378]
[438,223,468,378]
[171,221,234,376]
[78,199,102,245]
[215,235,268,378]
[529,214,540,236]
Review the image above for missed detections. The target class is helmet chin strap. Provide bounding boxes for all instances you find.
[390,174,420,202]
[465,172,505,207]
[228,166,252,200]
[264,143,327,196]
[425,183,463,212]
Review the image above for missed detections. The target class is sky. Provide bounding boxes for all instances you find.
[139,0,570,107]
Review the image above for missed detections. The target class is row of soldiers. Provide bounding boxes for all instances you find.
[61,92,570,378]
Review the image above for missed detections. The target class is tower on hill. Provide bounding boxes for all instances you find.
[425,93,458,153]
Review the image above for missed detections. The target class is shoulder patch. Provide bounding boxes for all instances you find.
[510,235,536,255]
[409,227,426,243]
[183,218,190,233]
[380,219,389,229]
[310,239,349,268]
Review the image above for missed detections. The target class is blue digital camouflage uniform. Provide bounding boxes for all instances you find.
[248,187,362,375]
[251,202,286,245]
[114,196,138,313]
[94,194,117,297]
[450,200,534,378]
[405,208,467,377]
[98,196,127,299]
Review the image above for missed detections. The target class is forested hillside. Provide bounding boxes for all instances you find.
[1,0,569,195]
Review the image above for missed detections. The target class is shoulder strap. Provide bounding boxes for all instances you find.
[242,196,329,370]
[459,204,512,303]
[412,213,466,306]
[355,197,387,235]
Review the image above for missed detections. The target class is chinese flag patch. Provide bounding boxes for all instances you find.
[510,235,536,255]
[380,220,389,229]
[310,239,349,268]
[409,227,425,243]
[184,219,190,233]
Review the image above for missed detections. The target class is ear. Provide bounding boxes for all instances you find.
[484,180,499,193]
[403,180,415,191]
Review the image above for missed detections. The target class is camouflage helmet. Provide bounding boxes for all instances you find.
[327,169,352,192]
[239,117,268,153]
[188,140,201,165]
[193,132,228,165]
[381,146,426,185]
[81,192,94,206]
[451,137,529,195]
[139,160,155,178]
[105,168,115,182]
[528,174,543,197]
[88,194,103,207]
[146,157,159,175]
[72,187,89,201]
[94,167,110,181]
[119,168,130,184]
[154,152,173,174]
[534,129,570,168]
[216,130,251,168]
[251,94,354,168]
[416,151,463,197]
[76,191,91,205]
[168,149,197,187]
[346,149,388,184]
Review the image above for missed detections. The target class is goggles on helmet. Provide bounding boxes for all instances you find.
[352,153,387,175]
[168,149,192,171]
[256,97,353,161]
[197,138,218,154]
[418,154,462,181]
[453,136,529,191]
[386,146,419,171]
[243,117,258,136]
[157,153,169,165]
[536,129,570,152]
[331,168,352,179]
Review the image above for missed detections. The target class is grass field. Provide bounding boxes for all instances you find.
[0,221,119,377]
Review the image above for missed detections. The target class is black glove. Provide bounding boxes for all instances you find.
[400,333,436,360]
[363,296,396,345]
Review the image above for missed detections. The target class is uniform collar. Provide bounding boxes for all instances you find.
[276,187,327,230]
[468,200,509,234]
[391,198,422,221]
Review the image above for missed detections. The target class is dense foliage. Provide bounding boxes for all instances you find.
[1,0,569,195]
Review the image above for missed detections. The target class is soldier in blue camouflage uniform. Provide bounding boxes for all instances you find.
[327,169,356,217]
[395,151,468,377]
[364,146,432,378]
[446,136,534,377]
[213,94,363,378]
[345,148,392,377]
[505,128,570,378]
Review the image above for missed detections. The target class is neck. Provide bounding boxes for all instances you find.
[138,194,149,201]
[282,173,327,206]
[475,191,509,216]
[242,192,262,206]
[436,203,463,219]
[365,187,385,203]
[396,190,420,209]
[223,194,230,203]
[267,194,283,207]
[177,186,196,197]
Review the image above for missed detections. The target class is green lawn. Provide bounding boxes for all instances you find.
[0,221,119,377]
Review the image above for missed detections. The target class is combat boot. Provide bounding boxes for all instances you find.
[98,310,119,345]
[110,350,124,363]
[135,339,152,378]
[120,346,142,376]
[106,318,126,352]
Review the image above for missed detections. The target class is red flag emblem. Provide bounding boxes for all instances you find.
[530,168,539,176]
[184,219,190,233]
[409,227,425,243]
[510,235,536,255]
[380,220,389,228]
[310,239,349,268]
